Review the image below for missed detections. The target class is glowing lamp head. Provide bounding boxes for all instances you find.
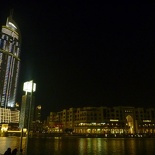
[23,81,36,93]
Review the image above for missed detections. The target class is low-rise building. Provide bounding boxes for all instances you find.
[47,106,155,135]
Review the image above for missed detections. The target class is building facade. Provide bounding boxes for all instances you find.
[48,106,155,136]
[0,15,21,127]
[0,15,21,108]
[0,107,19,124]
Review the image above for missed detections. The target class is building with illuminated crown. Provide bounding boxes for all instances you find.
[0,14,20,125]
[0,14,21,108]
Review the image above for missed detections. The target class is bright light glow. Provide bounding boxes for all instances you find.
[8,101,14,107]
[101,123,105,125]
[33,83,36,92]
[87,129,91,133]
[1,124,8,132]
[8,22,17,29]
[23,81,36,92]
[37,105,41,110]
[92,123,96,125]
[143,120,151,122]
[110,119,119,122]
[7,130,21,133]
[15,102,19,107]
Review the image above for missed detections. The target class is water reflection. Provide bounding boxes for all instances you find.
[1,137,155,155]
[84,138,103,155]
[0,137,26,154]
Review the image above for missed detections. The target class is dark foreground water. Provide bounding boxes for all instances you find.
[1,137,155,155]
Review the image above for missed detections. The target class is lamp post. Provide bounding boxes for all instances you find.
[20,80,36,155]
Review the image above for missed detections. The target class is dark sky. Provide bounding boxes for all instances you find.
[1,2,155,119]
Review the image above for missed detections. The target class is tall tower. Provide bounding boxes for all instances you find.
[0,14,21,108]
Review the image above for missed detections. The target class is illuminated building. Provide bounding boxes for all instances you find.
[0,107,19,123]
[0,14,21,128]
[35,105,41,122]
[48,106,155,136]
[0,14,21,108]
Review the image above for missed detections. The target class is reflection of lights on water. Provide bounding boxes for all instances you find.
[54,137,61,139]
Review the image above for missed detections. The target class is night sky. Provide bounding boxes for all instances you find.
[1,2,155,119]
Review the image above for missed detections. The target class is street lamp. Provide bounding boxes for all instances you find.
[20,80,36,155]
[23,80,36,94]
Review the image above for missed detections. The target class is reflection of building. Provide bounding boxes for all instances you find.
[47,106,155,135]
[0,13,21,126]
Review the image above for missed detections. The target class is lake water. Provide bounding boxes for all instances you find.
[0,137,155,155]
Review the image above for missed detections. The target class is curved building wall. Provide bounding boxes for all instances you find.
[0,16,21,108]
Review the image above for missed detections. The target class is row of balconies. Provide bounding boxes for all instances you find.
[50,115,155,122]
[59,111,155,115]
[49,107,155,125]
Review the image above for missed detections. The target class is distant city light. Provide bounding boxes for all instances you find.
[143,120,151,122]
[15,102,19,107]
[110,119,119,122]
[37,105,41,110]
